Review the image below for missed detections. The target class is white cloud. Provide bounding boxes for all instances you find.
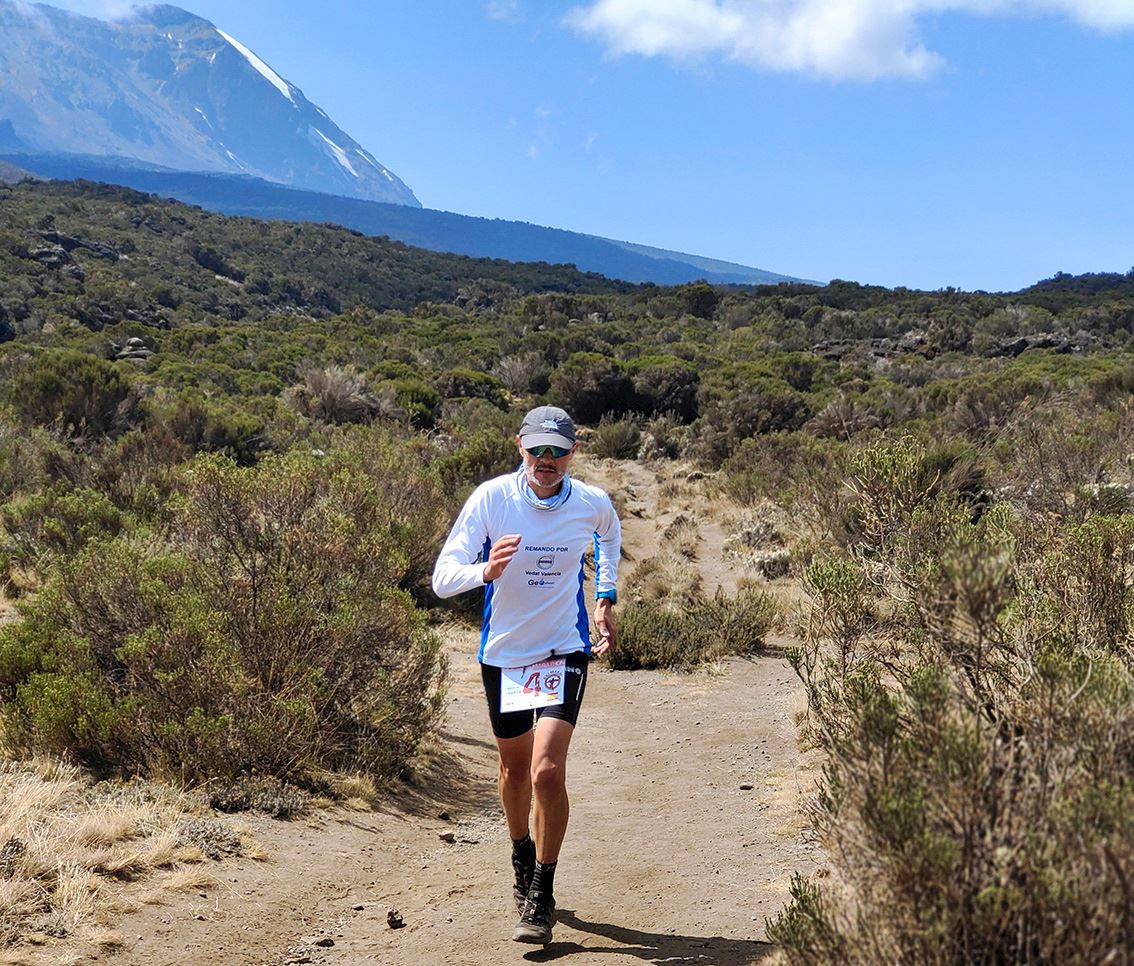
[486,0,525,23]
[564,0,1134,80]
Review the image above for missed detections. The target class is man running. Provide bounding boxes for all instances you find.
[432,405,621,945]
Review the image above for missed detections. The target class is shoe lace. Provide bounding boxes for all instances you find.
[521,889,550,923]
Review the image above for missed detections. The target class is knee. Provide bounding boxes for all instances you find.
[531,757,564,796]
[499,758,530,791]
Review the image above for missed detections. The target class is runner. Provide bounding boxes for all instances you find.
[431,405,621,945]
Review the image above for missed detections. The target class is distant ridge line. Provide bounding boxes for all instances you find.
[0,153,814,287]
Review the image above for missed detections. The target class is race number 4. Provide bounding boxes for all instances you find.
[500,658,567,712]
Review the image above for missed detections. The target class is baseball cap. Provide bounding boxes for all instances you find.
[519,405,577,450]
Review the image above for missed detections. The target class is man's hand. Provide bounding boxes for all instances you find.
[593,598,616,655]
[482,534,522,583]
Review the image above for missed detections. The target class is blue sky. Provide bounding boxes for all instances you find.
[49,0,1134,291]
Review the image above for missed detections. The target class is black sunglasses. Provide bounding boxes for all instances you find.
[525,444,572,459]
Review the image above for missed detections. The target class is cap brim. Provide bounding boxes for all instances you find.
[521,432,575,450]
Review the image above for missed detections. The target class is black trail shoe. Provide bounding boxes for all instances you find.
[512,889,556,944]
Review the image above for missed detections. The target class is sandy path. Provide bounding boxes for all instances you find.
[40,460,818,964]
[84,639,814,966]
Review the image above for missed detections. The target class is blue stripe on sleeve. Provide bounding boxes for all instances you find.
[576,557,590,653]
[478,537,493,663]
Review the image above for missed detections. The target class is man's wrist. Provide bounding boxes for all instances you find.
[595,590,617,605]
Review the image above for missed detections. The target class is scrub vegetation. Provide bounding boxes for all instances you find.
[2,178,1134,957]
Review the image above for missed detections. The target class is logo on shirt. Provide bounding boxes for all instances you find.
[537,555,555,569]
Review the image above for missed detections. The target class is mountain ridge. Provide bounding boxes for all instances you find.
[2,152,813,286]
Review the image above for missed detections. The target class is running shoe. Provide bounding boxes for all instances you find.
[513,889,556,944]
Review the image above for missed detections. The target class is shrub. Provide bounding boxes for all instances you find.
[769,489,1134,965]
[605,585,776,671]
[491,351,549,395]
[0,445,449,783]
[432,429,519,494]
[386,378,440,429]
[548,352,634,423]
[434,368,506,409]
[285,365,384,425]
[145,390,267,464]
[3,350,135,438]
[0,408,69,499]
[588,414,642,460]
[0,485,128,594]
[625,355,699,421]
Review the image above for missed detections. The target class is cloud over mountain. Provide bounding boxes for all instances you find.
[564,0,1134,80]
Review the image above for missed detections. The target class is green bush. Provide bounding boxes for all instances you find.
[625,355,699,420]
[0,444,449,782]
[434,368,506,408]
[548,352,634,423]
[588,414,642,460]
[770,491,1134,964]
[0,485,128,593]
[144,390,267,464]
[432,429,519,493]
[3,350,135,438]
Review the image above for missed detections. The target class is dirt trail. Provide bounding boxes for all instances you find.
[43,460,818,965]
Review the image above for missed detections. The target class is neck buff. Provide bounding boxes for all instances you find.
[516,465,573,511]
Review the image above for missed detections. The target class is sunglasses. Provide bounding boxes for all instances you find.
[525,444,572,459]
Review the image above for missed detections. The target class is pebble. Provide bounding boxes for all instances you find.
[439,831,456,843]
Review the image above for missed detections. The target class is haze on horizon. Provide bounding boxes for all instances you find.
[36,0,1134,292]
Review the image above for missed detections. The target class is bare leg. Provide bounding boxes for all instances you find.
[530,716,575,863]
[496,729,535,840]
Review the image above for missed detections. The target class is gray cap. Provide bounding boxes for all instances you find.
[519,405,577,449]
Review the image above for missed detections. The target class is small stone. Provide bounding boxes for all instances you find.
[314,937,334,947]
[353,903,365,911]
[438,810,451,821]
[438,831,456,843]
[387,909,405,929]
[740,784,754,791]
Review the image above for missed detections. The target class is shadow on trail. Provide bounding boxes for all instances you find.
[370,730,498,820]
[524,910,776,965]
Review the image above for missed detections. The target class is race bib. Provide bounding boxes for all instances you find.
[500,658,567,713]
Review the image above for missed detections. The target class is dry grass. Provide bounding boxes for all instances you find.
[0,760,241,953]
[623,552,704,607]
[85,927,126,948]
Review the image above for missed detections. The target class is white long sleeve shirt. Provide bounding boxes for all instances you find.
[432,468,621,668]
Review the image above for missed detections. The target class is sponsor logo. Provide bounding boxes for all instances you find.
[544,672,562,690]
[540,419,560,431]
[537,555,555,569]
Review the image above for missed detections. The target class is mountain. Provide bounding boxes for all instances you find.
[0,154,812,286]
[0,159,34,183]
[0,1,418,206]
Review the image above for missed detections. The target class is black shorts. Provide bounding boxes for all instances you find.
[481,652,589,740]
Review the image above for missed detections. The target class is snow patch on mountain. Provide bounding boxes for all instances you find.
[216,27,296,106]
[313,128,358,178]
